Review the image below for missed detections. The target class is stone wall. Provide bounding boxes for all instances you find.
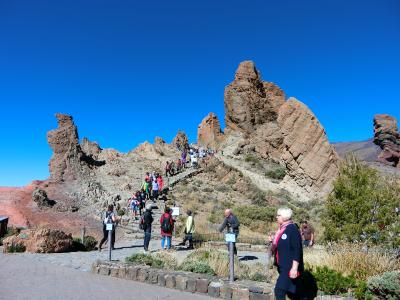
[92,260,353,300]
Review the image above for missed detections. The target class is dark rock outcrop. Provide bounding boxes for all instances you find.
[172,130,189,151]
[373,114,400,168]
[197,113,224,149]
[32,188,55,208]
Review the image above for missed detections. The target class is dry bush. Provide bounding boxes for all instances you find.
[304,243,400,281]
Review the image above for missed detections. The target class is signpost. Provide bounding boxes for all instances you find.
[106,223,113,261]
[225,231,236,283]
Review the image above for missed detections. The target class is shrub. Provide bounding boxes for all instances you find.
[72,236,98,251]
[6,243,26,253]
[249,272,268,282]
[180,260,215,275]
[308,265,366,298]
[117,209,125,216]
[125,253,165,268]
[366,271,400,300]
[244,154,259,164]
[323,155,400,247]
[265,166,286,180]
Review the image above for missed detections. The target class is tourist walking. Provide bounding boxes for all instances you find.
[99,204,120,251]
[160,207,174,250]
[300,220,315,247]
[141,204,154,252]
[151,178,159,201]
[179,210,195,249]
[218,208,240,255]
[269,207,304,300]
[157,174,164,194]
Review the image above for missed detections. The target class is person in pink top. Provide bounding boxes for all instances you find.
[157,174,163,194]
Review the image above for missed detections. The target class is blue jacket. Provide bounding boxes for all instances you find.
[275,223,304,293]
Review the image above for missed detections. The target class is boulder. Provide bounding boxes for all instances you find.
[32,188,54,208]
[197,112,224,149]
[373,114,400,168]
[3,228,73,253]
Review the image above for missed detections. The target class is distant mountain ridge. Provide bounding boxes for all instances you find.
[333,139,381,161]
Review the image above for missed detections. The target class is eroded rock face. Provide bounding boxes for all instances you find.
[224,61,285,133]
[47,114,86,183]
[81,137,102,159]
[224,61,339,200]
[197,113,224,149]
[172,130,189,151]
[373,114,400,167]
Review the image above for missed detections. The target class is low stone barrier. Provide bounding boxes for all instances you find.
[92,260,274,299]
[92,260,354,300]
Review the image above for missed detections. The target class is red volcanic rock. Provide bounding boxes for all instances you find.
[197,112,224,149]
[81,137,102,159]
[373,114,400,167]
[172,130,189,151]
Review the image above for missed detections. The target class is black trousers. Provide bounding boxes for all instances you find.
[182,233,193,248]
[99,225,115,249]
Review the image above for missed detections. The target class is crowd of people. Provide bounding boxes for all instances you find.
[98,145,317,299]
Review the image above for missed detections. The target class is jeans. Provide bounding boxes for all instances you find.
[144,231,151,251]
[274,288,298,300]
[161,235,171,249]
[99,225,115,249]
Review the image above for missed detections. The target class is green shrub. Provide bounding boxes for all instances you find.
[308,265,366,298]
[366,271,400,300]
[72,236,98,251]
[244,154,259,164]
[179,260,215,275]
[248,272,268,282]
[117,209,125,216]
[265,166,286,180]
[6,243,26,253]
[125,253,165,268]
[323,155,400,247]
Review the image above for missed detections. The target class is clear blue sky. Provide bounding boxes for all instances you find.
[1,0,399,186]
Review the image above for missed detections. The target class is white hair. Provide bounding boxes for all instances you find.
[277,207,293,221]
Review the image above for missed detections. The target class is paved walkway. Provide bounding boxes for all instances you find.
[0,254,213,300]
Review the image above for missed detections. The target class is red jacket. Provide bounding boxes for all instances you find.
[160,212,174,236]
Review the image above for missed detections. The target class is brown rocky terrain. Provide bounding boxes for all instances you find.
[1,60,344,234]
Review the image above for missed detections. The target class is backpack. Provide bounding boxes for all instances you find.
[104,211,113,225]
[139,215,145,230]
[161,214,172,232]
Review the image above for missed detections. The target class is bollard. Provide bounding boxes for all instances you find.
[226,228,235,283]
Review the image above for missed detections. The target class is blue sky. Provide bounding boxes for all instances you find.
[1,0,399,186]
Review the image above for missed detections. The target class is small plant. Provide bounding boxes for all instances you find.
[244,154,259,165]
[0,227,22,245]
[249,272,268,282]
[117,209,125,216]
[308,265,366,298]
[366,271,400,300]
[125,253,165,269]
[72,236,98,251]
[180,260,215,275]
[6,243,26,253]
[265,166,286,180]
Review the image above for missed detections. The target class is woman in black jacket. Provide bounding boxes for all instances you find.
[269,207,304,300]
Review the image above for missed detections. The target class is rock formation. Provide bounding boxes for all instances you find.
[81,137,102,159]
[32,188,54,208]
[47,114,87,183]
[223,61,339,200]
[2,228,73,253]
[197,113,224,149]
[172,130,189,151]
[373,114,400,168]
